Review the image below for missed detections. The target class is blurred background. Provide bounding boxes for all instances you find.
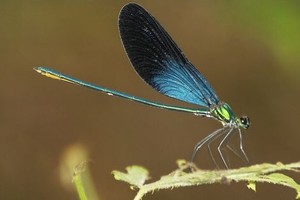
[1,0,300,200]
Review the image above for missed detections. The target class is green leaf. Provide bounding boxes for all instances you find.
[112,165,149,189]
[247,181,256,192]
[263,173,300,199]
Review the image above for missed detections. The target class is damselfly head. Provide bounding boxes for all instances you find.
[239,116,250,129]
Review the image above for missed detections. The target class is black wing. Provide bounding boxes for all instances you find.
[118,3,219,107]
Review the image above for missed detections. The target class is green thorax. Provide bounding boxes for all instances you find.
[210,102,236,125]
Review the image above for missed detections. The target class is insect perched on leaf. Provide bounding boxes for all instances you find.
[34,3,250,168]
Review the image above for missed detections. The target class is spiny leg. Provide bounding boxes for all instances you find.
[225,128,249,164]
[238,128,249,164]
[224,129,249,164]
[191,127,227,166]
[219,128,249,166]
[191,127,225,162]
[219,131,236,168]
[218,129,237,168]
[207,128,230,169]
[217,128,235,169]
[226,144,244,160]
[226,143,248,164]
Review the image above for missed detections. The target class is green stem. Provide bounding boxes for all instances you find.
[73,173,88,200]
[114,161,300,200]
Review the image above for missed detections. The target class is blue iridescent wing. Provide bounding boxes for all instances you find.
[118,3,219,107]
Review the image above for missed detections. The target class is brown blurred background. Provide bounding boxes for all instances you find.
[1,0,300,200]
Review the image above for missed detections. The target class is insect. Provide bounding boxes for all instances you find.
[34,3,250,168]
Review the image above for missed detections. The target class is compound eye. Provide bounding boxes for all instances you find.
[240,116,250,129]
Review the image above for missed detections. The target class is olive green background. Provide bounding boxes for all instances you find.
[1,1,300,200]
